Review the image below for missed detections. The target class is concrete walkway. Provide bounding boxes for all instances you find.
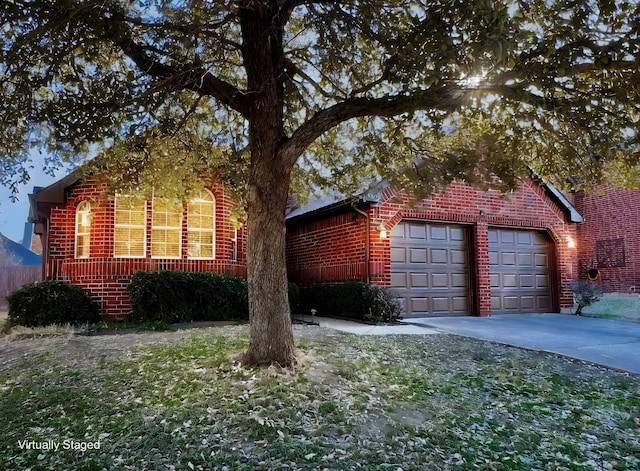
[405,314,640,374]
[296,315,440,336]
[302,314,640,374]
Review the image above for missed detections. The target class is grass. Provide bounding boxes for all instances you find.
[1,325,639,470]
[0,311,175,338]
[581,295,640,321]
[0,307,79,338]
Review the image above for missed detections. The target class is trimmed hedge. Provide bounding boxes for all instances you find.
[128,271,302,323]
[299,281,402,323]
[288,282,300,312]
[6,281,99,327]
[128,271,250,323]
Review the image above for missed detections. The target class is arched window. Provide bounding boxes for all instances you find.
[187,189,215,259]
[152,197,182,258]
[75,201,92,258]
[114,195,146,258]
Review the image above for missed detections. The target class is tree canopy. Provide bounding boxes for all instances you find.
[3,0,639,195]
[2,0,639,365]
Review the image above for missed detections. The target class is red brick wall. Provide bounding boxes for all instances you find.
[45,179,247,319]
[286,209,368,285]
[574,187,640,292]
[286,178,580,315]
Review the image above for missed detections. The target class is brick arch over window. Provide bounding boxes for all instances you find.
[75,201,92,259]
[187,189,216,259]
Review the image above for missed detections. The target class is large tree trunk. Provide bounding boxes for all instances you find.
[238,0,295,366]
[240,157,296,366]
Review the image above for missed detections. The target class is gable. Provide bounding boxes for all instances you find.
[379,179,580,226]
[287,177,582,227]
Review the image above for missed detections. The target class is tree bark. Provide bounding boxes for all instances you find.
[240,158,295,366]
[238,0,296,366]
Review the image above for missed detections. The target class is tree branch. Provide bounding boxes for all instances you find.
[283,57,334,98]
[280,84,472,165]
[96,23,250,117]
[30,1,248,118]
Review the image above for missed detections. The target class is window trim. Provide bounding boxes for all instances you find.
[151,196,183,259]
[187,189,216,260]
[74,201,92,259]
[113,194,147,259]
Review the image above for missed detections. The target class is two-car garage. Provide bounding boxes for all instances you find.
[390,221,555,317]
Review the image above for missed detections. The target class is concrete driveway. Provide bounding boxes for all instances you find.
[405,314,640,374]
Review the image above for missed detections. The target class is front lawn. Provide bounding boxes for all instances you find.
[1,325,638,470]
[582,295,640,322]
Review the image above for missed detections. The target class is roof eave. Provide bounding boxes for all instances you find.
[543,182,585,223]
[28,171,82,223]
[285,197,376,224]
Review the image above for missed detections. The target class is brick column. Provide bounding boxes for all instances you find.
[370,231,390,286]
[474,220,492,316]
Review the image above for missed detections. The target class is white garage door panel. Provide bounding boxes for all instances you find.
[390,247,405,263]
[410,273,428,288]
[390,272,406,288]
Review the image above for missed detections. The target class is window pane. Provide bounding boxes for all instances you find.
[114,196,146,258]
[75,201,92,259]
[76,234,90,258]
[130,210,146,226]
[151,197,182,259]
[167,213,182,227]
[114,210,128,225]
[187,190,215,259]
[201,215,214,227]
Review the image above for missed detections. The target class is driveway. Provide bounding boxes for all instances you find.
[405,314,640,374]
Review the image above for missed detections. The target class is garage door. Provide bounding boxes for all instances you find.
[390,221,470,317]
[489,228,553,313]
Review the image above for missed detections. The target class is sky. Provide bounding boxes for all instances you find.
[0,151,72,243]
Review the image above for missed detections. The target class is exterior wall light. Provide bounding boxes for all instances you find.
[567,237,576,249]
[377,223,387,239]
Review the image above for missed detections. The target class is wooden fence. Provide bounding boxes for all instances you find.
[0,266,42,308]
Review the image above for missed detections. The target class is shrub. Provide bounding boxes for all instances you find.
[127,271,250,324]
[299,281,402,323]
[366,285,403,323]
[6,281,99,327]
[569,279,602,315]
[288,282,300,312]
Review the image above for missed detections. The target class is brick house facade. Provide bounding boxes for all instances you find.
[286,178,582,317]
[30,175,247,319]
[573,187,640,293]
[29,171,613,319]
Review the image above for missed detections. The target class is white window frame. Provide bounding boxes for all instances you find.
[151,196,183,259]
[187,189,216,260]
[75,201,92,259]
[231,228,238,262]
[113,194,147,258]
